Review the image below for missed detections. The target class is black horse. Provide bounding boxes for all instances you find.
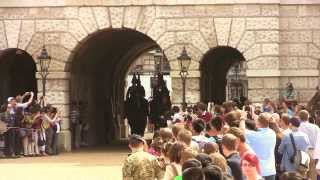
[149,73,172,130]
[124,73,148,136]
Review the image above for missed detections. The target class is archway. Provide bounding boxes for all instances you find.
[200,46,245,105]
[69,28,163,146]
[0,48,37,104]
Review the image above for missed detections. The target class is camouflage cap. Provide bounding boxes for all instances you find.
[129,134,145,145]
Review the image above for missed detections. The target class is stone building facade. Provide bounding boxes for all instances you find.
[0,0,319,151]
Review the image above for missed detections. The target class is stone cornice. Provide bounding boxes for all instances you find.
[0,0,319,8]
[246,69,319,77]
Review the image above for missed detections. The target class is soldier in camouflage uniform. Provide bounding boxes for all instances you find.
[122,134,163,180]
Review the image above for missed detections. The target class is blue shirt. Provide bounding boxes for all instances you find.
[287,109,294,118]
[245,128,276,176]
[278,130,310,171]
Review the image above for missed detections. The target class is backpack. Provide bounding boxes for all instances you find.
[289,133,310,172]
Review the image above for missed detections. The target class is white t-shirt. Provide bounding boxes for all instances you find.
[172,113,183,123]
[299,121,320,149]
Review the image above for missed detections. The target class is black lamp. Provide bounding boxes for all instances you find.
[177,46,191,104]
[38,46,51,97]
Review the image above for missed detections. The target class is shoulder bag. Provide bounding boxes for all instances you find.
[289,133,310,171]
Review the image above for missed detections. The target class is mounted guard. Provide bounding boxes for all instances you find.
[149,73,172,130]
[124,73,149,136]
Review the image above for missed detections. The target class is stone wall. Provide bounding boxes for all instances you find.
[0,0,319,7]
[279,5,320,102]
[0,3,319,150]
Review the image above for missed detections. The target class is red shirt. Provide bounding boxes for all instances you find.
[32,116,43,129]
[199,111,212,123]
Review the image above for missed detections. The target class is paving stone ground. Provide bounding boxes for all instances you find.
[0,145,130,180]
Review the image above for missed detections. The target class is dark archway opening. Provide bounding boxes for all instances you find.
[200,46,245,105]
[70,28,160,146]
[0,49,37,104]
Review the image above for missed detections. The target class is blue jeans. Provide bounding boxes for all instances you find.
[264,175,276,180]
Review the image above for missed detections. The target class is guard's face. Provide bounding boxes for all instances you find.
[10,99,17,107]
[6,105,12,112]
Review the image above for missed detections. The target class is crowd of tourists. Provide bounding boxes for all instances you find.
[122,99,320,180]
[0,91,61,158]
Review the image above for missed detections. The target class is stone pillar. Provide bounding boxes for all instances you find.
[36,72,71,152]
[170,70,200,105]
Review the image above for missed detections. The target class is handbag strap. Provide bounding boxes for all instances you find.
[289,133,297,156]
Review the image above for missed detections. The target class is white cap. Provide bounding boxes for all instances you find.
[7,97,14,102]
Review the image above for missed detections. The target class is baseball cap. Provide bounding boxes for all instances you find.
[7,97,14,102]
[128,134,145,145]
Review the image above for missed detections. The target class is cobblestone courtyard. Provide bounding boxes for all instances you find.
[0,145,129,180]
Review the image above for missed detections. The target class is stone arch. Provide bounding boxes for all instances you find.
[196,17,280,103]
[174,17,279,66]
[211,17,264,62]
[0,9,278,72]
[0,6,162,72]
[63,6,171,69]
[0,48,37,103]
[163,17,272,104]
[161,17,269,67]
[0,6,283,148]
[0,20,38,60]
[200,46,246,104]
[5,7,172,149]
[68,27,169,146]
